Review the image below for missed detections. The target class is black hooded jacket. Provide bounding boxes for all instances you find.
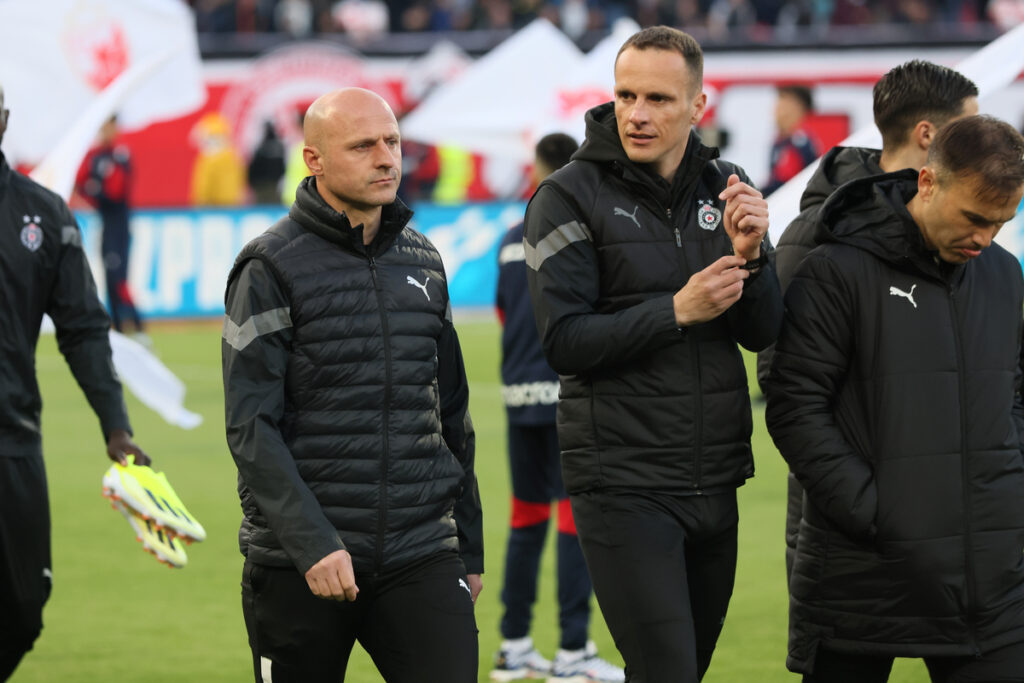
[766,171,1024,672]
[222,177,483,576]
[756,146,884,575]
[524,102,783,494]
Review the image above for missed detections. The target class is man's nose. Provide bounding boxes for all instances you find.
[629,100,649,125]
[974,228,995,250]
[373,141,396,167]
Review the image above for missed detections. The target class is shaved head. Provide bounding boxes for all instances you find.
[303,88,395,150]
[301,87,402,242]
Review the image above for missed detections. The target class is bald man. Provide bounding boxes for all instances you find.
[223,88,483,683]
[0,84,146,681]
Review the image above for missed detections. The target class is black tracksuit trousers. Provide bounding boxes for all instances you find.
[0,455,51,682]
[570,489,739,683]
[241,550,478,683]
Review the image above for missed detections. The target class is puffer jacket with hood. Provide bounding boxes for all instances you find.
[766,170,1024,673]
[524,102,783,495]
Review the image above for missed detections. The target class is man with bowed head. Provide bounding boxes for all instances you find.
[525,25,782,683]
[767,115,1024,681]
[223,87,482,683]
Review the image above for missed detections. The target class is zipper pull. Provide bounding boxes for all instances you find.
[674,228,682,248]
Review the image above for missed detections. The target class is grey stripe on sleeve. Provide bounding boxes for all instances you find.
[524,220,592,271]
[222,307,292,352]
[61,226,81,247]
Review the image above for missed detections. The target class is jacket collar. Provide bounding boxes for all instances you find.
[574,102,719,210]
[288,176,414,255]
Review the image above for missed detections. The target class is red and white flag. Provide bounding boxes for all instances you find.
[0,0,205,185]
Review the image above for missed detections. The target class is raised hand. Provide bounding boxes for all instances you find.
[719,174,769,262]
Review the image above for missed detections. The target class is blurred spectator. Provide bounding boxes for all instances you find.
[707,0,758,36]
[276,0,315,35]
[332,0,391,39]
[560,0,592,38]
[248,121,287,205]
[763,84,820,195]
[281,107,310,205]
[888,0,934,22]
[75,115,147,339]
[190,112,247,206]
[194,0,238,31]
[189,0,1011,35]
[397,140,440,203]
[989,0,1024,28]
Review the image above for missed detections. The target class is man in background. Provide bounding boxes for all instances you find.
[0,83,147,682]
[762,84,820,196]
[247,120,286,205]
[755,59,979,578]
[766,114,1024,682]
[491,132,624,683]
[76,115,147,341]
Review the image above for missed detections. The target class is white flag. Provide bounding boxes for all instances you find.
[0,0,205,166]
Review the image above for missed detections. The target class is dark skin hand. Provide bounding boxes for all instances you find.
[107,428,149,466]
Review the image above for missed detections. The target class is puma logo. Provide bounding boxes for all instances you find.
[614,205,641,229]
[889,284,917,309]
[407,275,430,301]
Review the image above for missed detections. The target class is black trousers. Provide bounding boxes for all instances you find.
[241,551,478,683]
[570,489,739,683]
[807,641,1024,683]
[0,455,52,682]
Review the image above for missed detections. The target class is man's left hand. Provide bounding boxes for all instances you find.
[719,174,769,263]
[467,574,483,603]
[107,429,149,467]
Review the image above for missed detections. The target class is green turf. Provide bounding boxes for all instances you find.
[12,317,930,682]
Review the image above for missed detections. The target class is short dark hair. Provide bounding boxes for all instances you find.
[616,26,703,94]
[873,60,978,150]
[929,115,1024,203]
[778,85,814,113]
[535,133,578,173]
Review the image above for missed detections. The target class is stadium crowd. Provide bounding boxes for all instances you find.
[189,0,1014,39]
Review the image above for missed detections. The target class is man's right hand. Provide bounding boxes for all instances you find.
[304,549,359,601]
[673,255,749,327]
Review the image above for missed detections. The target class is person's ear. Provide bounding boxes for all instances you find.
[913,119,937,151]
[303,146,323,175]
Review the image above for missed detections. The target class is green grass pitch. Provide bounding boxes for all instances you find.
[13,316,929,682]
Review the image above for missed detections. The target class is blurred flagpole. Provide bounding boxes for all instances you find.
[767,22,1024,244]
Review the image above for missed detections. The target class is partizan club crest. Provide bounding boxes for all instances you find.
[21,215,43,252]
[697,199,721,231]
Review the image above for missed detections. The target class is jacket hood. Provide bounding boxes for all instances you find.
[800,146,883,213]
[573,101,719,206]
[818,169,947,273]
[288,175,413,254]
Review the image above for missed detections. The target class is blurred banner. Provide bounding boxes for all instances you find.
[75,198,1024,315]
[0,0,205,166]
[75,203,526,316]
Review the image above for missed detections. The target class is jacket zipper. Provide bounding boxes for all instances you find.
[667,205,703,490]
[948,287,979,655]
[368,254,392,572]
